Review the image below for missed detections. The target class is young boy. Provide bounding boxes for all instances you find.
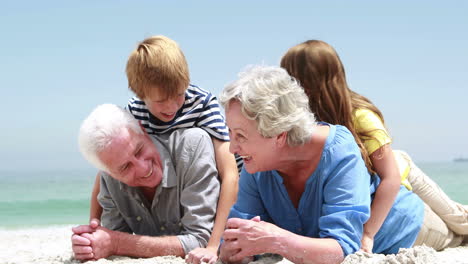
[88,35,240,263]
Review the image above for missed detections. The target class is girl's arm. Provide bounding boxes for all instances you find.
[361,144,401,252]
[186,138,239,264]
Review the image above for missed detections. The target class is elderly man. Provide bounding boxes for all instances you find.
[71,104,220,261]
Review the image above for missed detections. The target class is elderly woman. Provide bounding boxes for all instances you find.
[218,66,463,264]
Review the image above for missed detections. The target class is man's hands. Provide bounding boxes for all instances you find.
[71,218,117,261]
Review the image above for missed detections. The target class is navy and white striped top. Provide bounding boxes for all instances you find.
[128,84,243,171]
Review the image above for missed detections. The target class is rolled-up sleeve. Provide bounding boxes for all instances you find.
[318,142,371,256]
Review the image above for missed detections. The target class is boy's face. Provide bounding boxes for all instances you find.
[143,86,186,122]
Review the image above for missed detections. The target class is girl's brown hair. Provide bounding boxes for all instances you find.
[280,40,385,173]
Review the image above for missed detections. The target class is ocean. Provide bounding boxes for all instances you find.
[1,162,467,229]
[0,169,96,229]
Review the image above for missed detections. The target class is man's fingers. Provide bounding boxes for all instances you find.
[89,218,100,228]
[72,245,93,254]
[71,234,91,246]
[72,225,96,234]
[81,232,94,241]
[73,252,94,261]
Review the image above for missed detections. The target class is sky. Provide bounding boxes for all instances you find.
[1,1,467,171]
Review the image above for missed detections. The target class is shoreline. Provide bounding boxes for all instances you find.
[1,226,466,264]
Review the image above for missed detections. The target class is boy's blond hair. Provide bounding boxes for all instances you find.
[126,35,190,100]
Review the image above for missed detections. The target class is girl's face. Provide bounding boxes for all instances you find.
[225,100,279,174]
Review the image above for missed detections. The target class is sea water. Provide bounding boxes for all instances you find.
[0,162,467,229]
[0,169,96,229]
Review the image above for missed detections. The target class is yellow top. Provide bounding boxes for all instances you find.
[353,109,411,190]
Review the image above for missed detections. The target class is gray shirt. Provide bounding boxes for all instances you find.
[98,128,220,254]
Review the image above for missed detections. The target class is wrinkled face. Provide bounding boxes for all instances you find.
[98,128,163,188]
[226,100,279,174]
[143,86,186,122]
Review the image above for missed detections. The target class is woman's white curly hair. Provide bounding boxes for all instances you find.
[219,65,316,146]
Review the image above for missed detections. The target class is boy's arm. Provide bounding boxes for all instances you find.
[90,172,103,220]
[187,138,239,263]
[209,139,239,247]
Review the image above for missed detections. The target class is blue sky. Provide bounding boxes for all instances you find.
[1,1,467,170]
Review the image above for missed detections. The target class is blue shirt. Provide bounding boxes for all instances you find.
[229,124,423,256]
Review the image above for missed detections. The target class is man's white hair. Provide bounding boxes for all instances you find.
[78,104,143,172]
[219,65,316,146]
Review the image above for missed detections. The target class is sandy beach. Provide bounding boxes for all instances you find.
[1,225,467,264]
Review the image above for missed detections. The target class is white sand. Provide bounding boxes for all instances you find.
[342,245,468,264]
[0,226,466,264]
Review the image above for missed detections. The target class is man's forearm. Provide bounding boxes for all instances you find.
[112,230,185,258]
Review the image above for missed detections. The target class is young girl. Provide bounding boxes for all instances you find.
[280,40,468,252]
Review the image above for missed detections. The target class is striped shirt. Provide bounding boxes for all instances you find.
[128,84,243,171]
